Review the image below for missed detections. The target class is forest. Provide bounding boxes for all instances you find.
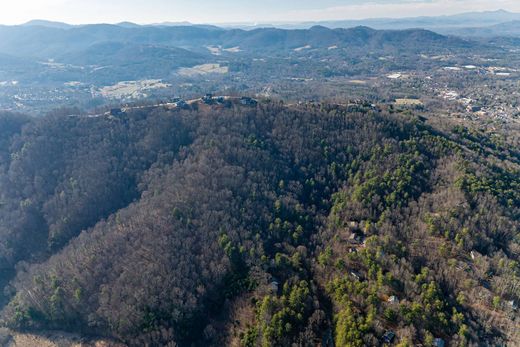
[0,100,517,346]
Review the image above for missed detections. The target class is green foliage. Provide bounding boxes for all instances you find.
[318,246,333,266]
[335,303,365,347]
[240,326,259,347]
[456,164,520,209]
[492,296,501,309]
[383,308,397,322]
[350,140,431,220]
[254,281,312,346]
[328,277,374,347]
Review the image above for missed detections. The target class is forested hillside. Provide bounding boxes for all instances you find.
[0,101,517,346]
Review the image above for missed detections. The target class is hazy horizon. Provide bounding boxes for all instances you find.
[2,0,520,26]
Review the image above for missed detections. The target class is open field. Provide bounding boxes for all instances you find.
[98,79,170,99]
[178,63,229,77]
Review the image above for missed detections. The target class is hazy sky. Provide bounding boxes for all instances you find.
[2,0,520,25]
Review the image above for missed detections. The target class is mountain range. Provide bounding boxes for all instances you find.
[0,24,475,61]
[261,9,520,31]
[0,22,481,86]
[18,9,520,37]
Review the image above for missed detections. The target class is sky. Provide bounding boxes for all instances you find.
[2,0,520,25]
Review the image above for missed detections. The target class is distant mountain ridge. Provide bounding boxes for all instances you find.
[16,9,520,32]
[446,20,520,37]
[0,24,475,61]
[21,19,74,29]
[262,9,520,31]
[0,20,490,86]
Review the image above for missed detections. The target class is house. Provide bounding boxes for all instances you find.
[350,271,362,281]
[240,97,258,106]
[434,338,445,347]
[382,331,395,344]
[203,93,214,104]
[270,280,279,293]
[387,296,399,304]
[508,300,518,310]
[348,232,364,244]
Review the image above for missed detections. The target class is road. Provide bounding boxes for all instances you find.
[68,96,242,119]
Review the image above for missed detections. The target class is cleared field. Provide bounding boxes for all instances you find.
[178,63,229,77]
[206,46,241,55]
[395,98,424,106]
[98,79,170,99]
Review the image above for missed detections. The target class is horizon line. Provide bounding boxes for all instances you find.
[9,8,518,27]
